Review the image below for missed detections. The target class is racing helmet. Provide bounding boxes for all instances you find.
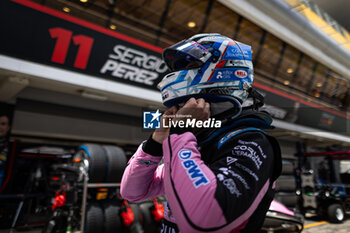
[158,33,254,108]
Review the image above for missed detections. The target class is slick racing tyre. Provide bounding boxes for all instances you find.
[274,192,298,207]
[85,202,104,233]
[139,201,159,233]
[275,176,296,192]
[103,200,123,233]
[281,159,294,175]
[327,204,344,223]
[75,144,107,183]
[128,204,143,233]
[102,145,127,183]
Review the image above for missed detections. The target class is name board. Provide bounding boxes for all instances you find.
[0,0,168,90]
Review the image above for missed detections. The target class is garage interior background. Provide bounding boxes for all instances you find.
[0,0,349,157]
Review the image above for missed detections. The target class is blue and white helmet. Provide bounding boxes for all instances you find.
[158,33,254,108]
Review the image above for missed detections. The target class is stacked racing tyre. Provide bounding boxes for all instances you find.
[103,200,123,233]
[275,175,296,192]
[139,202,155,233]
[74,144,107,183]
[274,192,298,207]
[102,145,127,183]
[74,144,127,183]
[139,199,163,233]
[76,144,128,232]
[129,203,143,233]
[85,202,104,233]
[274,159,299,209]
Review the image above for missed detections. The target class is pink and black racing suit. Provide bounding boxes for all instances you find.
[121,113,282,233]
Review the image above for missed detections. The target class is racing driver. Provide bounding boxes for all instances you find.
[121,33,282,233]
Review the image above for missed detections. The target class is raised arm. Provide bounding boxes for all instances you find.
[120,140,164,202]
[120,107,178,202]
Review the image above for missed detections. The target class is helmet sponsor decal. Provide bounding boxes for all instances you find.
[197,36,226,43]
[209,69,249,83]
[223,45,252,60]
[211,70,234,81]
[234,70,248,78]
[224,60,253,69]
[162,91,169,100]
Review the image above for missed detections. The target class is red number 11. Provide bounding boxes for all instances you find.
[49,27,94,70]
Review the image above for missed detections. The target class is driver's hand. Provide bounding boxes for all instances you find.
[152,106,177,143]
[174,97,210,123]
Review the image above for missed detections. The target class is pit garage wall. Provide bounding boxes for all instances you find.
[11,87,151,145]
[253,83,349,137]
[0,0,349,146]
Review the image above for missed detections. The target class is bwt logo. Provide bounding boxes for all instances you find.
[179,149,192,159]
[143,110,162,129]
[178,149,209,188]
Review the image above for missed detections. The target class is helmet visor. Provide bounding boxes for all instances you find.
[162,40,210,72]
